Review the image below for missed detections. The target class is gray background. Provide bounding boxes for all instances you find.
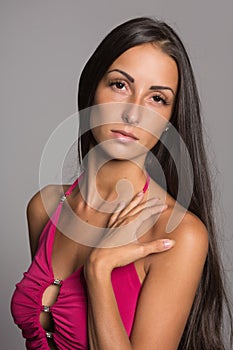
[1,0,232,348]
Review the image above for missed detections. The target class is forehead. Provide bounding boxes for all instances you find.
[107,43,178,90]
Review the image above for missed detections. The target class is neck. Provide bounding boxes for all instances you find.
[79,147,149,209]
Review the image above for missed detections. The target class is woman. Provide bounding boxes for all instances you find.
[11,17,232,349]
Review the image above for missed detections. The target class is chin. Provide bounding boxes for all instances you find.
[94,140,147,162]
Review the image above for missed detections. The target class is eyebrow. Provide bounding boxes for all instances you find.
[150,85,175,95]
[107,69,175,95]
[107,69,134,83]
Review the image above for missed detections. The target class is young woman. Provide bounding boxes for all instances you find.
[11,17,232,349]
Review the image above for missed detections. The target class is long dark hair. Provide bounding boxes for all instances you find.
[77,17,232,349]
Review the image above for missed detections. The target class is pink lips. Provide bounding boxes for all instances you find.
[111,129,139,142]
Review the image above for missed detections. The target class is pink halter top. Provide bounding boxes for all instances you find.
[11,176,148,349]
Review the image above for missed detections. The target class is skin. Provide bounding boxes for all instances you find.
[27,43,208,349]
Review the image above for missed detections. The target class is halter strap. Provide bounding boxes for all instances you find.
[142,173,150,193]
[64,173,84,197]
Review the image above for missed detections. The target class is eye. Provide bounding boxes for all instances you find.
[152,94,169,105]
[109,80,127,90]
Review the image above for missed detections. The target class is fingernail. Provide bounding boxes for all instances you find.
[137,191,144,197]
[160,204,168,211]
[118,201,126,209]
[151,198,159,205]
[163,239,175,249]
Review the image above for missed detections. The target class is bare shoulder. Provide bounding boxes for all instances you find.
[27,184,70,258]
[27,184,70,221]
[146,206,209,273]
[148,180,209,253]
[162,208,209,253]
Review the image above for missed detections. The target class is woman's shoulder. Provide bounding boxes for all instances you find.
[148,202,209,270]
[155,195,208,247]
[26,183,71,258]
[27,183,70,219]
[148,180,208,249]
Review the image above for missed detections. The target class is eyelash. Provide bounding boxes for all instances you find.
[108,80,170,106]
[152,95,169,105]
[109,80,126,90]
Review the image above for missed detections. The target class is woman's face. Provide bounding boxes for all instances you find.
[90,43,179,160]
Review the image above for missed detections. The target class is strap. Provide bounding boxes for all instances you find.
[142,173,150,193]
[64,173,84,197]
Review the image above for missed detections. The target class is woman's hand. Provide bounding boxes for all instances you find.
[84,190,207,350]
[85,192,175,277]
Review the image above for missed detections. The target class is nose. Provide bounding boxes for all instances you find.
[121,103,141,125]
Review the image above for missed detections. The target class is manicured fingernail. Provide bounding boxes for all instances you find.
[160,204,168,211]
[163,239,175,249]
[118,201,126,209]
[137,191,144,197]
[151,198,159,204]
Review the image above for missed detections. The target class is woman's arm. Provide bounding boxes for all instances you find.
[85,212,208,350]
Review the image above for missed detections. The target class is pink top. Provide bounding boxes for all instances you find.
[11,177,143,350]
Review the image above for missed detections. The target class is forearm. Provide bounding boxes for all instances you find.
[85,266,132,350]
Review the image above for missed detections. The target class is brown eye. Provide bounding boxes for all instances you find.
[110,81,126,90]
[152,94,167,105]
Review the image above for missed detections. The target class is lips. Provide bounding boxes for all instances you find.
[111,129,139,141]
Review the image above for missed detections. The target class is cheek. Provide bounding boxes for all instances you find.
[94,83,111,104]
[90,103,124,130]
[94,91,105,105]
[140,131,159,150]
[91,126,108,144]
[138,114,168,142]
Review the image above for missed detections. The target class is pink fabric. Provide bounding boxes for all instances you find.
[11,178,142,350]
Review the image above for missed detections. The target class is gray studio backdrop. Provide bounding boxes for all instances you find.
[1,1,233,348]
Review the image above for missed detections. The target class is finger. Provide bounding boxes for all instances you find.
[108,201,126,227]
[116,191,161,220]
[109,203,167,232]
[130,203,168,224]
[99,204,168,248]
[121,196,162,218]
[116,191,146,218]
[104,239,175,263]
[138,239,176,257]
[108,192,146,227]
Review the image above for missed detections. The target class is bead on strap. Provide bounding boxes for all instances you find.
[53,279,63,286]
[59,173,84,203]
[60,194,67,202]
[46,331,53,339]
[42,305,50,312]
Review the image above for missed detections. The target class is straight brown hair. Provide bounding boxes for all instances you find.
[77,17,233,349]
